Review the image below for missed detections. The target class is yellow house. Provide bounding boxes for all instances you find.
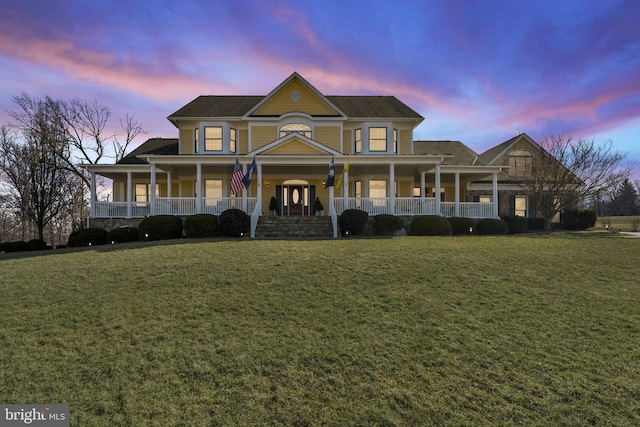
[86,72,545,237]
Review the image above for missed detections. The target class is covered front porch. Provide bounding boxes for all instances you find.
[86,155,502,238]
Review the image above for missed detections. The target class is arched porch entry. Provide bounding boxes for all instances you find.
[280,179,315,216]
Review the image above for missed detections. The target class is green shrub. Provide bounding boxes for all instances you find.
[68,228,108,247]
[373,214,404,236]
[447,217,476,235]
[562,209,598,230]
[218,209,250,237]
[9,241,28,252]
[409,215,452,236]
[138,215,183,241]
[313,197,324,213]
[527,218,545,230]
[475,218,508,235]
[106,227,140,243]
[338,209,369,235]
[26,239,49,251]
[501,215,528,234]
[0,242,11,253]
[184,214,218,238]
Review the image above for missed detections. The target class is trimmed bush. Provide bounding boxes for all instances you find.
[373,214,404,236]
[475,218,508,235]
[138,215,183,241]
[9,241,28,252]
[409,215,452,236]
[184,214,218,238]
[501,215,528,234]
[106,227,140,243]
[562,209,598,230]
[26,239,49,251]
[338,209,369,235]
[448,217,476,235]
[0,242,11,253]
[68,228,108,247]
[527,217,545,230]
[218,209,250,237]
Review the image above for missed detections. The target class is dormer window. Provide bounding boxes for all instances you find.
[279,123,312,139]
[508,150,533,177]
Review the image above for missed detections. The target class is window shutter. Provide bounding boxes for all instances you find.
[509,195,515,216]
[529,195,537,218]
[473,195,479,203]
[310,185,316,213]
[276,185,282,215]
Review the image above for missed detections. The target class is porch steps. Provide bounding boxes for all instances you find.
[255,216,334,239]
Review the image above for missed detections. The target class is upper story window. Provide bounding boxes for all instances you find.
[279,123,312,139]
[508,150,533,177]
[393,129,398,153]
[369,127,387,152]
[355,128,362,153]
[230,128,237,153]
[194,128,199,153]
[205,126,223,151]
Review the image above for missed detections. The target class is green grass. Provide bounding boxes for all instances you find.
[1,235,639,426]
[592,215,640,232]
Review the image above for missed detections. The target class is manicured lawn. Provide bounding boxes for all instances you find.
[592,215,640,232]
[1,235,639,426]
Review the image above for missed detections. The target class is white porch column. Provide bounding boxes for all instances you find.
[167,171,172,199]
[389,163,395,214]
[150,163,157,216]
[420,171,426,199]
[196,163,202,214]
[257,161,263,213]
[242,162,248,212]
[435,163,441,215]
[90,171,96,217]
[454,172,460,217]
[126,172,132,218]
[492,172,499,218]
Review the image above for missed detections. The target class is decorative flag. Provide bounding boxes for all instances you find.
[241,156,257,188]
[324,156,335,188]
[230,158,245,194]
[336,159,350,188]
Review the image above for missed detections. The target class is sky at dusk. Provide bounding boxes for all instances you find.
[1,0,639,170]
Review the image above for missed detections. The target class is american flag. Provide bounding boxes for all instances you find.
[230,159,245,194]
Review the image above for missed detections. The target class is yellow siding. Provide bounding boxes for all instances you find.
[253,79,337,116]
[495,138,531,165]
[400,130,412,154]
[314,126,341,152]
[179,128,193,154]
[239,129,249,154]
[343,130,351,154]
[181,181,194,197]
[398,181,412,197]
[251,126,277,150]
[265,139,326,155]
[113,183,123,201]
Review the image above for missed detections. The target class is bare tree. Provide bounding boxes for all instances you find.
[0,116,72,241]
[518,135,632,228]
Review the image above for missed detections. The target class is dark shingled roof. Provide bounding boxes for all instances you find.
[168,95,423,120]
[413,141,480,165]
[117,138,179,164]
[476,133,523,165]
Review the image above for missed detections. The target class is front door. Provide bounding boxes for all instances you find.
[287,185,305,216]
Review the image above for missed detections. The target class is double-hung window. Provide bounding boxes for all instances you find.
[355,129,362,153]
[204,126,223,151]
[230,128,237,153]
[369,127,387,152]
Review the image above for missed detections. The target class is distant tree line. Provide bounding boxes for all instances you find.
[0,94,143,245]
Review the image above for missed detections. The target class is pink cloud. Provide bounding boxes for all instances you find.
[0,32,234,102]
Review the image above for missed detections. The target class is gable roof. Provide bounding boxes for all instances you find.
[167,72,423,125]
[476,133,541,165]
[251,132,341,156]
[117,138,178,164]
[413,141,479,165]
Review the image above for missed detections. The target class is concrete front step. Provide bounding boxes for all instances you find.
[255,216,334,239]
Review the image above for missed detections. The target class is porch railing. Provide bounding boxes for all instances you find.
[92,198,257,218]
[333,198,495,218]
